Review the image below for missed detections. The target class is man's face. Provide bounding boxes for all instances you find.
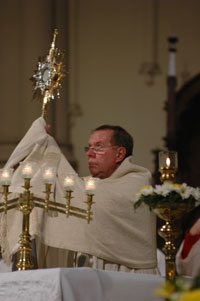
[86,129,125,179]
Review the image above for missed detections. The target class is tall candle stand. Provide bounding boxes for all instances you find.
[154,151,192,281]
[0,166,96,271]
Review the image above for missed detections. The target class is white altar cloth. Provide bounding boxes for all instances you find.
[0,267,164,301]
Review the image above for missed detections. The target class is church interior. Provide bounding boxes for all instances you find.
[0,0,200,300]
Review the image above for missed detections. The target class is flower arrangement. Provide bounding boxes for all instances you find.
[134,182,200,210]
[156,275,200,301]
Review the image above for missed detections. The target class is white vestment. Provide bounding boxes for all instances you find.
[176,239,200,277]
[0,118,157,273]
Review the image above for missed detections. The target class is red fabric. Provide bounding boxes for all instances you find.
[181,232,200,259]
[45,125,51,134]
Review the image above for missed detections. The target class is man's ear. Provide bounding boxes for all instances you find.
[116,146,126,163]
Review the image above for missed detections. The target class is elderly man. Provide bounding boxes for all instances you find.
[1,119,157,273]
[86,125,132,178]
[76,124,157,273]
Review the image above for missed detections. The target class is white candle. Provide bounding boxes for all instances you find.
[85,177,96,194]
[22,163,33,179]
[166,157,171,168]
[63,176,75,191]
[43,168,55,184]
[0,168,13,185]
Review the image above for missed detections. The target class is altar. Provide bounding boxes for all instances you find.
[0,267,164,301]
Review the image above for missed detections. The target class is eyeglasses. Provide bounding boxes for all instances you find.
[84,145,117,153]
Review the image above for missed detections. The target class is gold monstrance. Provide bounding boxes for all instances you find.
[0,30,96,271]
[31,29,65,118]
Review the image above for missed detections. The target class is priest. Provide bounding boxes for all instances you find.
[0,118,157,273]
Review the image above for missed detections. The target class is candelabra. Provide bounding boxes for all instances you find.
[155,151,192,281]
[0,164,97,270]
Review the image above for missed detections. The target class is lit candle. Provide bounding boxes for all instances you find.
[63,175,75,191]
[166,157,171,168]
[159,151,178,170]
[22,163,33,179]
[0,168,13,185]
[85,177,96,194]
[43,167,55,184]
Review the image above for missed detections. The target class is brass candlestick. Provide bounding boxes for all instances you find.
[16,178,34,270]
[156,151,180,281]
[154,203,191,281]
[64,190,94,223]
[2,185,9,214]
[158,151,178,184]
[44,183,52,212]
[155,151,195,281]
[159,167,177,183]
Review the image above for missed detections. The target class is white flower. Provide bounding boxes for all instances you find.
[135,186,153,201]
[135,193,142,201]
[170,292,182,301]
[154,183,170,197]
[136,181,199,206]
[180,189,192,200]
[140,186,153,196]
[191,187,200,201]
[172,184,185,193]
[163,182,174,190]
[178,184,200,201]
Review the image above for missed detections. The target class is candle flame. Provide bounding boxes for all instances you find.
[88,180,94,187]
[64,176,74,186]
[2,170,10,179]
[43,96,48,104]
[86,178,96,190]
[44,168,53,178]
[0,168,13,185]
[166,157,171,168]
[23,164,33,174]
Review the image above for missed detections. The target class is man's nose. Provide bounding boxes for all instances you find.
[86,148,96,157]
